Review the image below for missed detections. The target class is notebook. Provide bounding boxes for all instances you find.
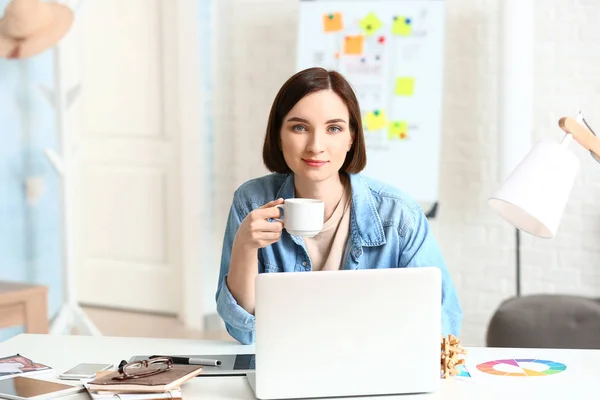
[84,386,182,400]
[87,365,202,393]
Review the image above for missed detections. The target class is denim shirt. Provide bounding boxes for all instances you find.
[215,173,463,345]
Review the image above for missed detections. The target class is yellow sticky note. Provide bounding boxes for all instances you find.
[344,35,364,55]
[359,12,382,37]
[395,77,415,96]
[392,16,412,36]
[365,110,387,131]
[389,121,408,140]
[323,12,343,32]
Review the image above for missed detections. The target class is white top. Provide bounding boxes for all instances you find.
[304,178,351,271]
[2,334,600,400]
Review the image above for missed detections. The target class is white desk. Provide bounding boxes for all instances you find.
[1,334,599,400]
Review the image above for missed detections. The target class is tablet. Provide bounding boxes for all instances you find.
[0,376,83,400]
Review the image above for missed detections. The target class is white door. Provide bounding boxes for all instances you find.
[66,0,201,316]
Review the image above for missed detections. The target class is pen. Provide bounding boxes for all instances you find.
[150,355,222,367]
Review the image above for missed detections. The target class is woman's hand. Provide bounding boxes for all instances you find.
[227,199,284,315]
[234,198,284,250]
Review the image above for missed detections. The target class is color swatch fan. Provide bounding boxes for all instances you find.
[476,359,567,377]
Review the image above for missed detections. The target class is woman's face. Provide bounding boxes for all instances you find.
[280,90,353,184]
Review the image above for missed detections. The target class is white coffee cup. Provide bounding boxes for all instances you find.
[276,198,324,237]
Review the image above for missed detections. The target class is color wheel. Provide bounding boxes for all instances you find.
[476,359,567,377]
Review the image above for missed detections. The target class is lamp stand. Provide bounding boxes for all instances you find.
[43,4,100,336]
[515,228,521,297]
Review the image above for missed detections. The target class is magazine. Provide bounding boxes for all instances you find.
[0,354,52,380]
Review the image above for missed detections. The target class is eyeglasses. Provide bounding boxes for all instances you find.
[114,357,173,380]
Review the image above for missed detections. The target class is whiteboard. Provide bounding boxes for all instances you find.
[296,0,445,211]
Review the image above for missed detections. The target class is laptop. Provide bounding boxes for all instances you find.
[246,267,442,399]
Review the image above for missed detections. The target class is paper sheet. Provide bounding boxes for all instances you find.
[344,35,364,55]
[323,12,343,32]
[365,109,387,131]
[392,15,412,36]
[359,12,382,36]
[394,77,415,96]
[388,121,408,140]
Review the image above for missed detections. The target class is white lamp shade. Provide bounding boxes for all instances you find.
[489,138,580,238]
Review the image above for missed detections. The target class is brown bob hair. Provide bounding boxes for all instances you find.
[262,67,367,174]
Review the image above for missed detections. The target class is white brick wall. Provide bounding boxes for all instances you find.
[206,0,600,346]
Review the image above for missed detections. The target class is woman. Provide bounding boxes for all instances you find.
[216,67,462,345]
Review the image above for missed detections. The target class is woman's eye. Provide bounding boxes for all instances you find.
[328,126,342,133]
[292,125,307,132]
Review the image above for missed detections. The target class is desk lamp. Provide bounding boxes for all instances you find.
[489,112,600,238]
